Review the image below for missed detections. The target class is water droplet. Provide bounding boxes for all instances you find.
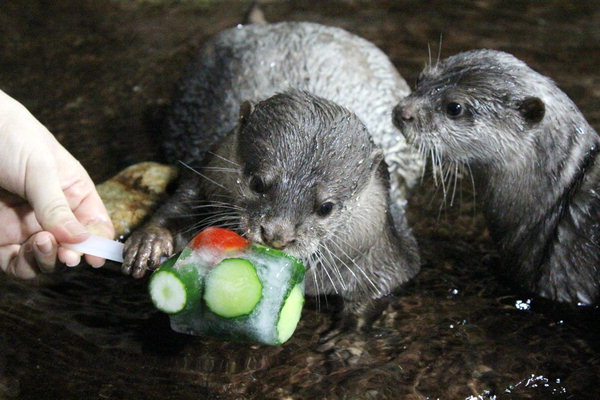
[515,299,531,311]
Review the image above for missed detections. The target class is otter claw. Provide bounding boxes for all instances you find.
[122,226,174,278]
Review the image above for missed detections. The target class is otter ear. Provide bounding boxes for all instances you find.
[518,96,545,124]
[239,100,254,127]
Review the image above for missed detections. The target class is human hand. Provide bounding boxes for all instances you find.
[0,90,115,279]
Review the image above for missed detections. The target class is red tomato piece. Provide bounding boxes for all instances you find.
[191,227,249,252]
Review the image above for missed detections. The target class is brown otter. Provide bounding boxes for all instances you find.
[393,49,600,305]
[123,22,422,314]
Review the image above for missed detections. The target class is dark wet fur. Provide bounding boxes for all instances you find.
[394,49,600,305]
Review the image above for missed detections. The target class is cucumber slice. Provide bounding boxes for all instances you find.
[276,284,304,343]
[149,255,203,314]
[203,258,263,318]
[149,270,188,314]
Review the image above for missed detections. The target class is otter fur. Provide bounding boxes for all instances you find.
[394,49,600,305]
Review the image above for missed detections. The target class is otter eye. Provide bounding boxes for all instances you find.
[316,201,335,217]
[445,102,463,118]
[249,176,268,194]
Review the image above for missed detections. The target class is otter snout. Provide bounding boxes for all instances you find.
[392,100,416,130]
[260,220,296,250]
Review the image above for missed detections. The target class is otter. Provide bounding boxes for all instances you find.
[123,21,421,314]
[393,49,600,305]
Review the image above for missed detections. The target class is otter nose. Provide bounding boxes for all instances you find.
[392,102,415,128]
[260,222,296,250]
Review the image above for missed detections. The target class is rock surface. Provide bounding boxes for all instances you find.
[96,162,178,238]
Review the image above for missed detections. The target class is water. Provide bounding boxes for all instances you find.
[0,1,599,399]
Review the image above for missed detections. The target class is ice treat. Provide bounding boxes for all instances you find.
[148,227,306,345]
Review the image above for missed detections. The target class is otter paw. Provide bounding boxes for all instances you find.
[122,226,174,278]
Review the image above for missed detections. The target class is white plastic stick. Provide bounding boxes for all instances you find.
[63,234,124,263]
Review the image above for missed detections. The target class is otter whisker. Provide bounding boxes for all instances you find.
[310,250,330,311]
[430,148,439,187]
[199,166,238,172]
[432,145,449,202]
[314,247,340,295]
[202,199,240,206]
[179,161,229,192]
[190,203,243,212]
[440,154,452,202]
[450,161,459,207]
[326,237,380,296]
[198,212,240,225]
[180,194,236,207]
[464,162,477,219]
[189,220,240,235]
[182,214,240,228]
[417,141,428,183]
[178,206,239,218]
[427,43,432,69]
[318,245,346,293]
[207,193,237,201]
[181,212,241,235]
[207,151,240,167]
[444,158,459,207]
[304,253,320,311]
[325,229,365,259]
[319,243,348,291]
[322,239,359,290]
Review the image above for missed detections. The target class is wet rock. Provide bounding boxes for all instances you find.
[96,162,178,238]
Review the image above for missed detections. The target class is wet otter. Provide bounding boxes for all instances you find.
[393,49,600,305]
[124,22,421,313]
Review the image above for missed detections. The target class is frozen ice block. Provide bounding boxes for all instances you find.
[148,227,305,345]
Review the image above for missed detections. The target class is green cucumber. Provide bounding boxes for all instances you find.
[149,270,188,314]
[203,258,263,318]
[251,244,305,282]
[276,284,304,343]
[149,255,202,314]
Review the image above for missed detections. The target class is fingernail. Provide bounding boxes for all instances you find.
[34,237,53,255]
[64,253,81,267]
[89,259,105,268]
[64,221,88,238]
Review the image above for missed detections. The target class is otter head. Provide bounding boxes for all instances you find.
[393,49,548,167]
[232,90,385,260]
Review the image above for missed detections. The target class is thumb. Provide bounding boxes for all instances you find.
[25,159,89,244]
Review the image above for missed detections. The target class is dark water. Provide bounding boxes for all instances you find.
[1,1,599,399]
